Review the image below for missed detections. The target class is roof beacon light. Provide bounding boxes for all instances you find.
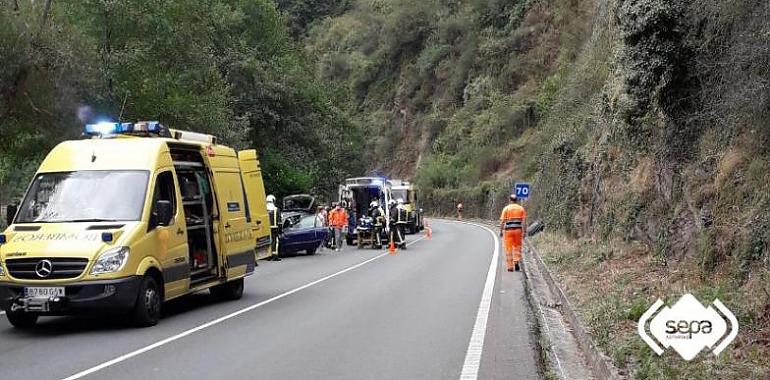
[85,122,133,136]
[85,120,170,137]
[133,121,161,133]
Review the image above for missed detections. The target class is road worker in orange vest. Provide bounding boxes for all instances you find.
[499,194,527,272]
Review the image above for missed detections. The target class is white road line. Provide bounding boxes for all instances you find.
[61,234,427,380]
[0,311,5,315]
[458,222,500,380]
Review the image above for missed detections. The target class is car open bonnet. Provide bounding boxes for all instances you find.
[282,194,316,213]
[1,222,138,260]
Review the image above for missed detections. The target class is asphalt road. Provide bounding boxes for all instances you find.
[0,220,541,380]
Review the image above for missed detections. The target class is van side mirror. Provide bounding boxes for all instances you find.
[6,204,17,226]
[155,200,173,227]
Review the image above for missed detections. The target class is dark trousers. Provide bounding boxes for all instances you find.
[270,228,280,255]
[390,224,405,246]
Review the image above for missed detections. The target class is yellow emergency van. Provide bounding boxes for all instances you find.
[389,180,424,234]
[0,121,270,328]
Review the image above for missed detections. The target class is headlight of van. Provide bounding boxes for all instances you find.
[91,247,130,275]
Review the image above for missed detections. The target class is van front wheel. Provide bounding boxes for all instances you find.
[6,309,38,329]
[210,278,244,301]
[131,275,161,327]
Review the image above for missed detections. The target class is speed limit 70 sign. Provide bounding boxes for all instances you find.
[514,183,531,200]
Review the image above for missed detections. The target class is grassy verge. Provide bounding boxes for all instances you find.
[530,232,770,379]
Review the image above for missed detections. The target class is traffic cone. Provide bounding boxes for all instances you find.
[389,239,396,254]
[425,219,432,240]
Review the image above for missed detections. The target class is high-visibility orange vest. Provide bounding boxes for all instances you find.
[329,209,348,228]
[500,204,526,230]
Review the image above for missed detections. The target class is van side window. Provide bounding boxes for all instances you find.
[150,171,177,228]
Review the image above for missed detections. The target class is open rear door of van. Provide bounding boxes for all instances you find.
[238,150,271,260]
[210,168,255,278]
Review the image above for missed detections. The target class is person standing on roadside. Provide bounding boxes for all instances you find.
[394,198,409,249]
[456,202,464,220]
[323,205,333,248]
[266,195,282,261]
[316,206,327,251]
[499,194,526,272]
[369,200,386,247]
[388,199,405,248]
[316,206,327,227]
[328,202,348,252]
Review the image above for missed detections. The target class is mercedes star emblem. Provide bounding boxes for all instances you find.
[35,259,53,278]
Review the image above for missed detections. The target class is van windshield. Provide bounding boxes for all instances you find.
[392,189,413,203]
[15,171,149,223]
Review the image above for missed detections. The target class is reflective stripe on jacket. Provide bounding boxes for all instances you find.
[268,207,281,229]
[500,204,526,230]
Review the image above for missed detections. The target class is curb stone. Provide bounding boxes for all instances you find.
[525,238,625,380]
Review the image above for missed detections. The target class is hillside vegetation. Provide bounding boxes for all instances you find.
[297,0,770,377]
[0,0,363,204]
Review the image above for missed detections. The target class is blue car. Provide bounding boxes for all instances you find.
[279,214,328,256]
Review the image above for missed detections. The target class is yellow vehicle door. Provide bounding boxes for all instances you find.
[210,169,254,278]
[149,170,190,298]
[238,150,271,260]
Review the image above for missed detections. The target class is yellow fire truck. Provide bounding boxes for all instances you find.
[389,180,424,234]
[0,121,270,328]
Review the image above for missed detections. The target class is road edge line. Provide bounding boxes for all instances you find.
[457,221,499,380]
[61,235,428,380]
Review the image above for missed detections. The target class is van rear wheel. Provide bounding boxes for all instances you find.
[210,278,244,301]
[131,275,161,327]
[6,309,38,329]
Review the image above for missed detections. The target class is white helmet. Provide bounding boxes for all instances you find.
[266,195,276,203]
[370,200,379,208]
[397,198,404,205]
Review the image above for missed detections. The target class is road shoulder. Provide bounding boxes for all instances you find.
[461,219,599,380]
[478,246,542,380]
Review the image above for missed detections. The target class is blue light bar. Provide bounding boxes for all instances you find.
[85,122,133,135]
[133,121,161,133]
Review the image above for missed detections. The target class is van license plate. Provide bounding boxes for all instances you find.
[25,287,65,298]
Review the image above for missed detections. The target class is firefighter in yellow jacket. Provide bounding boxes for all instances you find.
[266,195,282,261]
